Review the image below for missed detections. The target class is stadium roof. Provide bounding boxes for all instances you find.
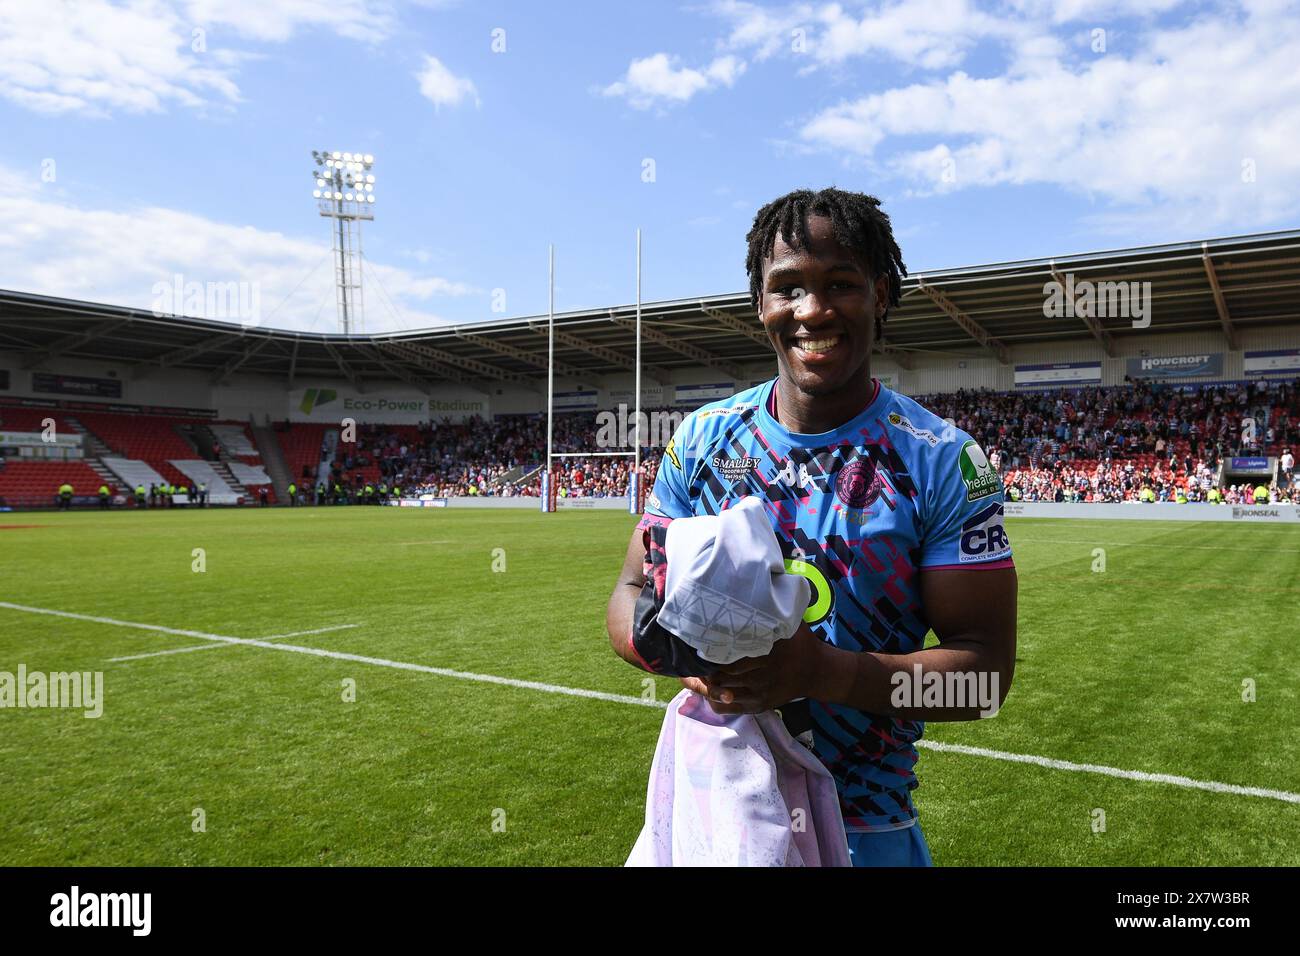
[3,229,1298,390]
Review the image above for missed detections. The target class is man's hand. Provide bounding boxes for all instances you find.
[679,623,833,715]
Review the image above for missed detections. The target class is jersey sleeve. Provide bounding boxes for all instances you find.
[642,419,695,521]
[918,435,1014,569]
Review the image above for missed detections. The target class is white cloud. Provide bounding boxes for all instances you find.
[1005,0,1188,23]
[415,55,479,109]
[602,53,746,109]
[0,165,474,332]
[0,0,393,117]
[715,0,1042,70]
[797,1,1300,227]
[185,0,394,43]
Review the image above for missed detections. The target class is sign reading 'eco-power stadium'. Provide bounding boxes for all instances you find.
[289,386,428,424]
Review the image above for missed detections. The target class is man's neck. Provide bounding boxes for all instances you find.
[772,374,878,434]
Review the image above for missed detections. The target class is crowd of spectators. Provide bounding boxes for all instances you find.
[313,411,668,499]
[917,378,1298,505]
[301,379,1298,503]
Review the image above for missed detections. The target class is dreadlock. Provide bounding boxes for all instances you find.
[744,188,907,333]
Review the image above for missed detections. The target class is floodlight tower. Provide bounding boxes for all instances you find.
[312,150,376,334]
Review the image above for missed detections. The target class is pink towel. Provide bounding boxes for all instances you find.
[626,689,851,867]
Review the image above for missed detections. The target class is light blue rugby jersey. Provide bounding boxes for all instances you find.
[641,378,1013,831]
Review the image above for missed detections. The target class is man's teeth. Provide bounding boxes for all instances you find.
[794,336,840,353]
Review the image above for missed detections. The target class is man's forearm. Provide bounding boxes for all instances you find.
[811,638,1012,722]
[606,582,654,671]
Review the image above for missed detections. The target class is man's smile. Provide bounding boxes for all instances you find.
[788,331,847,364]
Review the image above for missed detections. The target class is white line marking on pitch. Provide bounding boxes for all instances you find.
[108,624,361,662]
[3,600,1297,804]
[0,602,654,709]
[916,740,1300,804]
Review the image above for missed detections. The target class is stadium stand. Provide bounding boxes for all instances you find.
[170,459,239,504]
[4,376,1298,508]
[0,459,110,507]
[75,412,200,489]
[100,458,165,496]
[5,380,1297,507]
[0,407,80,435]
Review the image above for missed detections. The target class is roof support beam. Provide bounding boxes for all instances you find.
[396,340,534,385]
[610,312,744,379]
[323,342,362,390]
[1201,243,1238,350]
[378,342,473,385]
[211,338,272,386]
[698,302,768,347]
[287,338,299,388]
[526,324,668,382]
[916,278,1011,364]
[134,333,233,379]
[1049,261,1115,356]
[455,330,585,379]
[875,336,915,370]
[359,345,431,390]
[23,319,131,369]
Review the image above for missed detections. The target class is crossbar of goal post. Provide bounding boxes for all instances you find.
[541,231,646,514]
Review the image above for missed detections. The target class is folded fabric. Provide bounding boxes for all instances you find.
[626,689,851,867]
[657,496,810,665]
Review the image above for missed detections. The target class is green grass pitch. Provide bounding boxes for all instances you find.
[1,507,1297,866]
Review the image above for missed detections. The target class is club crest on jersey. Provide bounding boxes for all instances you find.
[711,455,760,481]
[887,411,940,447]
[835,457,883,509]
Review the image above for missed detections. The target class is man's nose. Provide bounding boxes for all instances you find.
[793,288,832,322]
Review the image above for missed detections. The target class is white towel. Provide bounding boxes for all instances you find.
[626,689,851,867]
[657,496,809,665]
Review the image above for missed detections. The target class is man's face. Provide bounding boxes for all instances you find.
[758,213,887,397]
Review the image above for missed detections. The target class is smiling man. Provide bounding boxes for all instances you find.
[606,187,1018,867]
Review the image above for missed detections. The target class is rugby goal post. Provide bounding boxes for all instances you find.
[541,232,646,515]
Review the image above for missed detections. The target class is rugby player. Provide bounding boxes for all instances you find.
[606,187,1018,867]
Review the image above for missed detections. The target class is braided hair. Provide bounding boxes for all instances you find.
[744,188,907,334]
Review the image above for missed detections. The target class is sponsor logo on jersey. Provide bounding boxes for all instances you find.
[958,440,1000,501]
[783,557,833,624]
[773,458,816,489]
[835,456,884,509]
[886,411,940,447]
[664,437,681,469]
[697,405,754,420]
[959,501,1012,563]
[647,491,662,510]
[711,455,761,481]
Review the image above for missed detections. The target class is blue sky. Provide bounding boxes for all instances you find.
[1,0,1297,332]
